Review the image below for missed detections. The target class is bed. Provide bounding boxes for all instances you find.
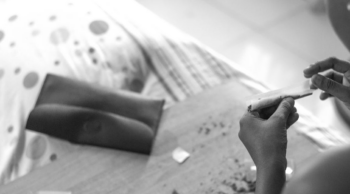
[0,0,347,184]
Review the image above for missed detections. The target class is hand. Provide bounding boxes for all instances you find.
[239,98,299,169]
[304,57,350,109]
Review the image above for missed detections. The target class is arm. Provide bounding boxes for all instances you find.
[255,159,286,194]
[283,145,350,194]
[239,98,299,194]
[243,57,350,194]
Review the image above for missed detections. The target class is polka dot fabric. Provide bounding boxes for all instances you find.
[0,0,149,184]
[89,20,109,35]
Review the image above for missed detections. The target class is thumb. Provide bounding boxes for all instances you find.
[270,98,294,121]
[312,74,350,102]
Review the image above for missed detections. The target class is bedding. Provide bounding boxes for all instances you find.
[0,0,348,184]
[0,0,150,183]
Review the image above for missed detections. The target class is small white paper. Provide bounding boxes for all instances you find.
[172,147,190,164]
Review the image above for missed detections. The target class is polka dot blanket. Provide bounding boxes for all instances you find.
[0,0,348,185]
[0,0,149,183]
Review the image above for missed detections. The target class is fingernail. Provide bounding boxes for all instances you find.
[285,97,293,101]
[303,65,313,77]
[345,71,350,80]
[284,97,294,105]
[309,79,317,89]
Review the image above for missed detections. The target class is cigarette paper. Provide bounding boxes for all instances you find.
[247,80,314,111]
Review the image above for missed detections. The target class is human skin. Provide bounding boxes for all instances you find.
[239,98,298,194]
[283,145,350,194]
[240,57,350,194]
[282,57,350,194]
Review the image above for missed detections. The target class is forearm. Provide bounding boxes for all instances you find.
[255,160,286,194]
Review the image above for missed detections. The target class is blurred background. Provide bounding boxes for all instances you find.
[136,0,350,138]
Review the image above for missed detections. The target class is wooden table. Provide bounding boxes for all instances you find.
[0,80,320,194]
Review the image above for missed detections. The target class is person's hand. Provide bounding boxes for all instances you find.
[304,57,350,109]
[239,98,299,169]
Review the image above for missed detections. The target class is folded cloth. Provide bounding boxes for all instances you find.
[27,104,155,154]
[26,74,165,154]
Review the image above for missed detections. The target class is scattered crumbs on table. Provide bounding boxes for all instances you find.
[172,189,179,194]
[172,147,190,164]
[220,122,225,128]
[222,132,227,136]
[198,127,203,134]
[222,178,254,193]
[199,157,256,194]
[212,122,217,128]
[205,128,211,135]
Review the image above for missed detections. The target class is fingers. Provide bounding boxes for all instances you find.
[286,113,299,129]
[270,98,295,121]
[311,74,350,102]
[260,104,296,120]
[291,107,297,114]
[318,71,343,100]
[320,91,332,100]
[304,57,350,78]
[324,70,344,83]
[259,105,278,119]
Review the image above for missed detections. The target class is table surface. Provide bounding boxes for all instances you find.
[0,80,320,194]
